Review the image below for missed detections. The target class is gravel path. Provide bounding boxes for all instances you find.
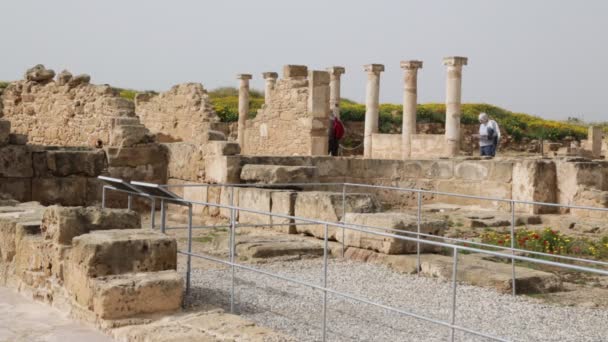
[181,258,608,342]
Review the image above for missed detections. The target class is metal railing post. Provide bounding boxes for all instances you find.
[449,247,459,342]
[341,184,347,257]
[230,186,236,314]
[160,199,166,234]
[101,186,107,209]
[127,195,133,210]
[323,223,329,342]
[150,197,156,229]
[416,191,422,275]
[186,204,193,296]
[510,200,517,296]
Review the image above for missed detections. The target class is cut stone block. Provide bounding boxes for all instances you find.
[206,141,240,156]
[70,229,177,277]
[32,177,88,206]
[0,120,10,147]
[91,270,183,319]
[339,213,446,254]
[238,187,272,226]
[66,229,177,307]
[240,164,317,184]
[41,206,141,245]
[0,145,33,178]
[270,191,297,234]
[420,253,562,294]
[43,150,107,177]
[294,191,380,240]
[219,186,239,219]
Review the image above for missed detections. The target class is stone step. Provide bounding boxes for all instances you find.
[91,270,183,319]
[66,229,178,312]
[345,248,562,294]
[69,229,177,277]
[41,206,141,245]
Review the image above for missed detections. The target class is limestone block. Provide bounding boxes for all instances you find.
[105,145,167,168]
[70,229,177,275]
[0,145,33,178]
[294,191,380,240]
[110,124,149,147]
[270,191,297,234]
[435,180,511,209]
[240,164,317,184]
[512,160,558,214]
[32,177,88,206]
[65,229,177,306]
[205,141,241,156]
[238,187,272,225]
[0,218,17,262]
[91,271,183,319]
[0,120,10,147]
[0,178,32,202]
[41,206,141,245]
[339,213,446,254]
[163,142,204,181]
[283,65,308,78]
[570,189,608,219]
[205,156,241,184]
[423,160,454,179]
[43,150,107,177]
[219,186,239,219]
[14,235,48,278]
[454,161,491,180]
[24,64,55,82]
[207,186,221,216]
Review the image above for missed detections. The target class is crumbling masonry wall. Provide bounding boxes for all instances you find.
[135,83,222,144]
[1,65,150,148]
[244,65,330,156]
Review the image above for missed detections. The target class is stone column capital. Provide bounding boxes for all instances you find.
[237,74,252,80]
[400,60,423,70]
[364,64,385,74]
[326,66,346,76]
[442,56,468,67]
[262,72,278,80]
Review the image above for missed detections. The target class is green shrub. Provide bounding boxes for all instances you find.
[0,81,9,91]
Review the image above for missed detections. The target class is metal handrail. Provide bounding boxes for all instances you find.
[102,181,608,342]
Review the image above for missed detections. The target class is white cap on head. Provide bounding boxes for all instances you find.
[478,112,488,122]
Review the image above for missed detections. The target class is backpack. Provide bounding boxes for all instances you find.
[334,117,345,140]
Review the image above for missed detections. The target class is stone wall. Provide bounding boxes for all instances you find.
[0,204,182,323]
[135,83,222,144]
[243,65,330,156]
[0,65,151,148]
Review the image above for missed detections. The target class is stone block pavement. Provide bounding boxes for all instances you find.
[0,287,113,342]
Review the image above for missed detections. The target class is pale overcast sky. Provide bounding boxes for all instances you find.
[1,0,606,121]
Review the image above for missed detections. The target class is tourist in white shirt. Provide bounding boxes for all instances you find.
[478,112,500,157]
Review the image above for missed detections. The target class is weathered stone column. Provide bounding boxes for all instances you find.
[400,60,423,159]
[326,66,345,118]
[237,74,252,148]
[262,72,278,103]
[443,56,468,157]
[308,70,331,155]
[589,126,603,158]
[363,64,385,159]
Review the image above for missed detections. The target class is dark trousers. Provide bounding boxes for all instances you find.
[329,137,339,156]
[480,144,496,156]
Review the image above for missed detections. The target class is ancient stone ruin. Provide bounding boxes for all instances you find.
[0,61,607,341]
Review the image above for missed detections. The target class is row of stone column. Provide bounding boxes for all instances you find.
[362,56,468,158]
[236,56,467,158]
